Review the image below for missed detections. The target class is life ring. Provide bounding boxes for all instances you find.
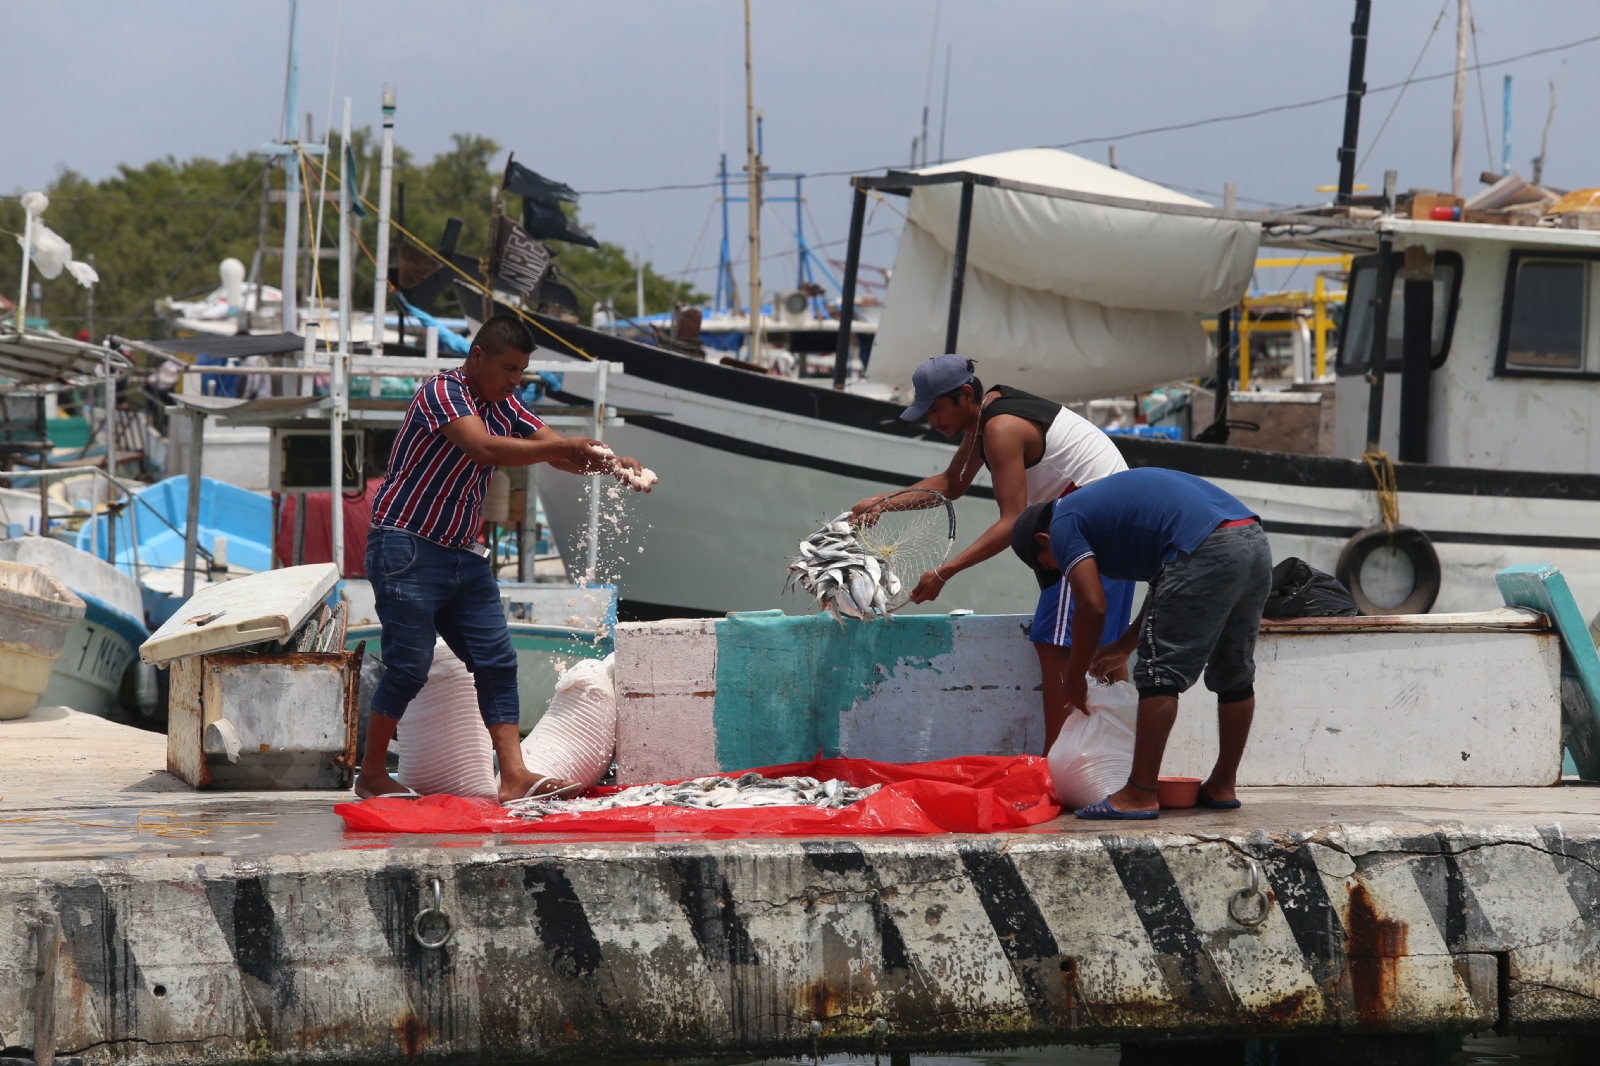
[1335,523,1441,616]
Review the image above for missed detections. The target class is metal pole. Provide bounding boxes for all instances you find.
[1502,75,1513,176]
[1399,245,1435,463]
[1335,0,1372,205]
[1239,303,1252,390]
[743,0,762,365]
[37,458,48,538]
[585,362,609,582]
[126,472,142,585]
[831,183,868,390]
[1364,233,1396,453]
[716,154,732,313]
[1213,307,1232,442]
[1451,0,1469,200]
[372,84,395,357]
[280,0,302,333]
[331,97,351,579]
[16,205,34,330]
[183,411,204,599]
[944,179,975,354]
[1313,275,1328,378]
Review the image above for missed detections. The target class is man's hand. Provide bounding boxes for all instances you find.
[909,567,946,603]
[850,494,890,528]
[1089,642,1133,683]
[561,437,614,473]
[1064,671,1089,717]
[611,453,655,493]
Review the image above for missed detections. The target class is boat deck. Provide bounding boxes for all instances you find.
[5,708,1600,1062]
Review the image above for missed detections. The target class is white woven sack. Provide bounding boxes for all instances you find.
[519,654,617,787]
[1047,679,1139,809]
[396,640,497,798]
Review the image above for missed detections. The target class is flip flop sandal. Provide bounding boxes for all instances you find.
[353,781,422,801]
[1196,789,1242,810]
[1075,796,1160,820]
[524,776,585,800]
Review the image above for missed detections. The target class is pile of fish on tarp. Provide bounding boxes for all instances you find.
[505,771,880,819]
[785,515,900,621]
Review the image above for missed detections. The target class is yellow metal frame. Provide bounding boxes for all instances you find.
[1209,255,1352,388]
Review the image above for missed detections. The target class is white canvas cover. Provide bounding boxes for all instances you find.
[870,149,1260,401]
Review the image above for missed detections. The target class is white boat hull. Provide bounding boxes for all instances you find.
[536,376,1039,618]
[528,317,1600,623]
[38,618,137,716]
[0,538,148,717]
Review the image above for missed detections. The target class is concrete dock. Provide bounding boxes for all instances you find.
[5,707,1600,1064]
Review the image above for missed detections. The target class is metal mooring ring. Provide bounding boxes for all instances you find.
[413,878,453,949]
[1228,859,1271,928]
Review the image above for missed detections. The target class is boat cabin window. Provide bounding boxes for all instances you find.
[1496,253,1597,376]
[1336,251,1463,375]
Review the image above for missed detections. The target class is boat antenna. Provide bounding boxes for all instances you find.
[1336,0,1372,206]
[1532,59,1565,185]
[744,0,762,364]
[937,43,952,164]
[919,0,942,169]
[1451,0,1469,199]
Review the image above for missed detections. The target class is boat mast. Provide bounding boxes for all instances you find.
[331,97,351,578]
[280,0,302,334]
[372,84,395,356]
[1335,0,1371,206]
[1451,0,1469,199]
[743,0,762,364]
[715,155,741,315]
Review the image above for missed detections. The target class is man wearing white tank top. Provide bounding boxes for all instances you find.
[852,354,1137,751]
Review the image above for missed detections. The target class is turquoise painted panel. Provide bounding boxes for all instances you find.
[712,610,957,769]
[1497,564,1600,781]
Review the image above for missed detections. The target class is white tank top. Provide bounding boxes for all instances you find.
[980,387,1127,503]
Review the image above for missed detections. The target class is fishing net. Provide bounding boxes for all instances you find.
[851,489,956,611]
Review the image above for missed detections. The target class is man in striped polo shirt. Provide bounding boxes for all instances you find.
[356,313,649,801]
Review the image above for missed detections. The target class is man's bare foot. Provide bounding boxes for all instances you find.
[353,771,419,800]
[1102,783,1159,813]
[498,769,582,804]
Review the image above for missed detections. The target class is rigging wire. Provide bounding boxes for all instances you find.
[1470,11,1496,175]
[1355,1,1448,179]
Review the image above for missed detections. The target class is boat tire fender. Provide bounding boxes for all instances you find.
[1335,522,1441,616]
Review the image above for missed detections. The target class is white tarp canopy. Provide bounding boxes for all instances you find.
[869,149,1260,402]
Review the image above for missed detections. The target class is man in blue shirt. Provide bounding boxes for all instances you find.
[1011,467,1272,819]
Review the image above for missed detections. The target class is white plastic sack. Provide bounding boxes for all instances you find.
[1047,680,1140,810]
[518,654,616,788]
[396,640,497,798]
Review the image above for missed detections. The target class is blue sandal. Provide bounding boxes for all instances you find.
[1196,788,1242,810]
[1075,796,1159,820]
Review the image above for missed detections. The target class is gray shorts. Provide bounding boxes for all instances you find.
[1131,522,1273,703]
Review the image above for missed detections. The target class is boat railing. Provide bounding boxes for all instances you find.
[0,463,156,583]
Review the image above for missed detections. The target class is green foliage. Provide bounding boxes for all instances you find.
[0,132,701,339]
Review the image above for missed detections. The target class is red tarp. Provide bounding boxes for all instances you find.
[275,478,382,577]
[334,755,1060,837]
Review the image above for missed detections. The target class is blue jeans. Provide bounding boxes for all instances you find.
[366,527,520,727]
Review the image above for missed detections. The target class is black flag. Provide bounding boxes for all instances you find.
[502,159,598,248]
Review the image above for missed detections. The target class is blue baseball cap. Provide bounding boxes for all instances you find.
[900,354,976,421]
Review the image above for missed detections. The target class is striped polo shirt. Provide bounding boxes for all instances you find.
[371,367,545,548]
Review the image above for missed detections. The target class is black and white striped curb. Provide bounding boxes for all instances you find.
[4,824,1599,1063]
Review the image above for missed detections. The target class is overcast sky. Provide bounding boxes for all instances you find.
[7,1,1599,299]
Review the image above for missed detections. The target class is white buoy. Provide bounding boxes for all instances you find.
[220,258,246,311]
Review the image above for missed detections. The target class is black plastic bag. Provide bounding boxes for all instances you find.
[1262,557,1359,618]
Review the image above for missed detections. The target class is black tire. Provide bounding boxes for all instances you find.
[1335,523,1442,616]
